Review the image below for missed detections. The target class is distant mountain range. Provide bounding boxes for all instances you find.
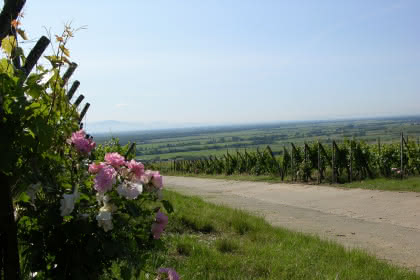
[85,115,420,134]
[84,120,208,134]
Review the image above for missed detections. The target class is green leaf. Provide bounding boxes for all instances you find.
[63,215,73,222]
[126,201,141,217]
[44,55,64,68]
[0,58,14,76]
[79,193,90,202]
[59,45,70,57]
[16,28,28,40]
[24,73,47,99]
[1,36,16,56]
[161,200,174,214]
[120,266,132,280]
[18,192,31,203]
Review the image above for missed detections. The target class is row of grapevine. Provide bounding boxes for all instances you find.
[152,133,420,183]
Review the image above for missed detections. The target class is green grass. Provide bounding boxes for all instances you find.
[338,177,420,192]
[147,190,419,279]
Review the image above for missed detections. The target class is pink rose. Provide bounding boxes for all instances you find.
[151,223,165,239]
[104,152,125,168]
[141,170,154,184]
[141,170,163,188]
[156,211,168,225]
[94,165,116,193]
[152,211,168,239]
[151,172,163,189]
[70,130,96,154]
[125,160,145,179]
[157,268,180,280]
[89,162,106,174]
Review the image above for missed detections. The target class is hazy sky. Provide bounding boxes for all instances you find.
[20,0,420,125]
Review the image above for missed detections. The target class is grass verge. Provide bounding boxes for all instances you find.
[337,177,420,192]
[147,190,419,279]
[162,172,420,192]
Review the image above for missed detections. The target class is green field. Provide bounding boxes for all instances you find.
[94,117,420,162]
[142,190,419,279]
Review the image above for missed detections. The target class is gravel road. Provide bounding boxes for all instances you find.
[165,176,420,273]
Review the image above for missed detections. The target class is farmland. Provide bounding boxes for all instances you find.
[93,116,420,162]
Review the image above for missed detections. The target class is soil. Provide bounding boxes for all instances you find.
[165,176,420,273]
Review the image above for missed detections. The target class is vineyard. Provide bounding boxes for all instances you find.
[151,133,420,183]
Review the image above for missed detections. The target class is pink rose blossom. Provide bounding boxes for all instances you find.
[141,170,153,184]
[157,268,180,280]
[94,165,116,193]
[151,223,165,239]
[141,170,162,188]
[125,160,145,179]
[104,152,125,168]
[70,130,96,154]
[151,172,163,189]
[156,211,168,225]
[88,162,106,174]
[152,211,168,239]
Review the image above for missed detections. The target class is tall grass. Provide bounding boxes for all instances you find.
[145,190,419,279]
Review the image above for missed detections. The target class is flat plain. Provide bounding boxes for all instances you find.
[93,116,420,162]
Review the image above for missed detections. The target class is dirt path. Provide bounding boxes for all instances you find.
[165,176,420,273]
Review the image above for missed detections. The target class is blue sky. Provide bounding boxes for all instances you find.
[20,0,420,125]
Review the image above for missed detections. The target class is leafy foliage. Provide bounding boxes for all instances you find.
[1,24,174,279]
[16,141,165,279]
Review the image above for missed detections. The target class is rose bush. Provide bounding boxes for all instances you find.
[15,131,175,279]
[0,18,178,278]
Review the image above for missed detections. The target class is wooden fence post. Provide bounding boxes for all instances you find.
[349,140,353,183]
[282,146,287,181]
[78,103,90,123]
[61,62,77,87]
[66,80,80,100]
[73,94,85,108]
[19,36,50,85]
[318,142,321,184]
[400,132,404,179]
[377,137,381,175]
[291,144,294,181]
[332,141,336,184]
[304,143,308,182]
[0,0,26,44]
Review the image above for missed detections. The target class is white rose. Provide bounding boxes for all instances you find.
[96,208,113,232]
[14,205,22,221]
[96,193,109,205]
[117,182,143,200]
[59,189,79,217]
